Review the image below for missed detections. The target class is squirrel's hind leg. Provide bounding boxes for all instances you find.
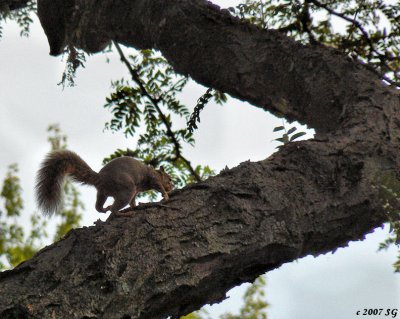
[114,197,137,217]
[95,191,109,213]
[110,190,135,215]
[129,191,138,208]
[113,190,138,217]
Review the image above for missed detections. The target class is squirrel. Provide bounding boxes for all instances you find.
[35,150,174,216]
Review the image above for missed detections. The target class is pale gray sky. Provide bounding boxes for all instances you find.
[0,1,399,318]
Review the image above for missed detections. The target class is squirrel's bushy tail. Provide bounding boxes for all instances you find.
[35,150,98,216]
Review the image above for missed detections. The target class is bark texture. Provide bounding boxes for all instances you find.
[1,0,400,318]
[0,0,29,11]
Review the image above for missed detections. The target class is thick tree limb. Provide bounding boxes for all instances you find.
[0,0,29,11]
[1,0,400,318]
[37,0,393,133]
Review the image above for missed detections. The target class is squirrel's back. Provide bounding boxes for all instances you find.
[35,150,98,215]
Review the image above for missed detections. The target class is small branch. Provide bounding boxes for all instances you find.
[305,0,399,87]
[306,0,374,48]
[113,42,202,182]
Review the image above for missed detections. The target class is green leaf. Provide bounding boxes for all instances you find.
[273,126,285,132]
[289,131,307,141]
[287,127,297,135]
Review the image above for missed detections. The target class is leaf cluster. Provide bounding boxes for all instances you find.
[59,47,87,88]
[230,0,400,87]
[0,0,35,38]
[376,173,400,272]
[187,88,213,134]
[104,47,216,190]
[180,276,268,319]
[273,122,307,149]
[105,49,189,138]
[0,164,47,270]
[187,88,227,134]
[379,230,400,273]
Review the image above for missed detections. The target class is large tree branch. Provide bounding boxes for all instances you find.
[1,0,400,318]
[0,0,29,11]
[0,136,397,318]
[37,0,391,134]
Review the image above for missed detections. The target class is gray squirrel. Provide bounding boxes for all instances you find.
[35,150,174,216]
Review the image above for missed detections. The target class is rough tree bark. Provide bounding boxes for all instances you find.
[0,0,29,11]
[1,0,399,318]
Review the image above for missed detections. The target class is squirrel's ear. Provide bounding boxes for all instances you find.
[160,165,165,172]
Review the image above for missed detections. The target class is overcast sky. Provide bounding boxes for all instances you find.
[0,1,399,318]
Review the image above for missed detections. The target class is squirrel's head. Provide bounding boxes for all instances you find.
[157,166,174,192]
